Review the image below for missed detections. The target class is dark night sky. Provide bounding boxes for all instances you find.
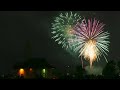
[0,11,120,74]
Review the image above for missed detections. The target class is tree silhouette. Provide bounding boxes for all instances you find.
[102,60,119,79]
[13,58,56,79]
[117,61,120,70]
[13,58,54,69]
[75,65,86,79]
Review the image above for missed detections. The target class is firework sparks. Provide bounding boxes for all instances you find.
[72,18,110,68]
[82,40,97,68]
[51,12,81,49]
[51,12,110,68]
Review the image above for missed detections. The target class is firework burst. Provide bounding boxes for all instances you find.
[71,18,110,68]
[51,12,81,49]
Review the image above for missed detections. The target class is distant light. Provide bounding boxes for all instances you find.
[19,68,25,76]
[53,78,56,79]
[29,68,32,72]
[66,66,70,68]
[72,75,75,77]
[42,69,45,73]
[67,73,69,76]
[42,69,46,78]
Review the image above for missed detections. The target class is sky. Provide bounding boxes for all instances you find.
[0,11,120,75]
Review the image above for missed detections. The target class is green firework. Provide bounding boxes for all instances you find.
[51,11,81,49]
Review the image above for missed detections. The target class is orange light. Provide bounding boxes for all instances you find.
[19,68,25,76]
[29,68,32,72]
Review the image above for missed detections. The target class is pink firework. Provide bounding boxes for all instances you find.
[71,18,110,68]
